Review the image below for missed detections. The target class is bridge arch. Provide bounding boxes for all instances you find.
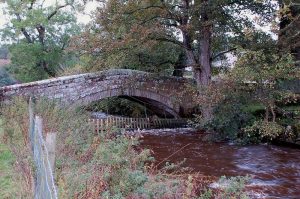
[0,69,195,117]
[76,87,180,118]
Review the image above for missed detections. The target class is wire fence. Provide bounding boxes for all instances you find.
[29,98,58,199]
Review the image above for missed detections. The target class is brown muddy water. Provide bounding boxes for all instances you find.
[137,128,300,199]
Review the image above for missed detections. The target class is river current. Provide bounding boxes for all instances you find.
[137,128,300,199]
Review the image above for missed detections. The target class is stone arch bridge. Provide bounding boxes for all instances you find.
[0,70,196,118]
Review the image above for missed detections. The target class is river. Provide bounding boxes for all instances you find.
[137,128,300,199]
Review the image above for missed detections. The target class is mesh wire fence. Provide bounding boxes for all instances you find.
[29,99,58,199]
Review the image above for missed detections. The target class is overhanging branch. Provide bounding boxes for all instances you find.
[211,48,236,61]
[47,4,70,20]
[15,13,33,43]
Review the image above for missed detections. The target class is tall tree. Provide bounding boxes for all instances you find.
[81,0,275,87]
[0,0,81,82]
[73,0,182,75]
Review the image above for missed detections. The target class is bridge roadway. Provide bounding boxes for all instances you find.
[0,69,196,118]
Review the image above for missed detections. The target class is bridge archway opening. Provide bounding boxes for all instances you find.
[82,96,177,118]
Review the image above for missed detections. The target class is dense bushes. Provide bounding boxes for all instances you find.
[193,51,300,144]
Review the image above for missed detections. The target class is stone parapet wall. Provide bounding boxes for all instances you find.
[0,69,196,117]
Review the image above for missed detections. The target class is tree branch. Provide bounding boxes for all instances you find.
[279,15,300,35]
[47,4,70,20]
[152,36,183,47]
[211,48,236,61]
[28,0,35,10]
[15,13,33,43]
[139,16,178,26]
[160,0,180,23]
[36,25,45,46]
[124,5,164,15]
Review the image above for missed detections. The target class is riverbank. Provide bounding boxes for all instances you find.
[138,128,300,198]
[1,97,299,198]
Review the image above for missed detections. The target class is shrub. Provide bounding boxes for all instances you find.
[192,81,257,143]
[0,67,16,86]
[214,176,250,199]
[243,120,284,140]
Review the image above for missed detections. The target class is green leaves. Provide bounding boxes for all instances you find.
[243,120,285,140]
[1,0,81,81]
[233,50,298,86]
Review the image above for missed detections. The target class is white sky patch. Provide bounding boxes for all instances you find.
[77,1,99,25]
[0,0,99,29]
[0,3,8,28]
[43,0,101,25]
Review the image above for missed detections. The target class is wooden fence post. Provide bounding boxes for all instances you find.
[29,97,35,151]
[34,116,43,198]
[45,132,57,174]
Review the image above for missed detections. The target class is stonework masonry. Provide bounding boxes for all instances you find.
[0,69,196,118]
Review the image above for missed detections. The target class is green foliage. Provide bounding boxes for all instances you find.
[198,188,213,199]
[207,103,256,142]
[0,67,16,86]
[215,176,250,199]
[243,120,284,140]
[192,81,257,143]
[76,0,182,74]
[232,50,298,86]
[8,43,49,81]
[0,99,35,198]
[1,0,82,82]
[80,0,276,84]
[197,176,250,199]
[194,48,300,143]
[231,50,299,142]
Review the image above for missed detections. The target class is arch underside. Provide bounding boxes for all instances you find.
[119,96,177,118]
[73,88,180,118]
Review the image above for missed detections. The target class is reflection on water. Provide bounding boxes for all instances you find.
[138,128,300,199]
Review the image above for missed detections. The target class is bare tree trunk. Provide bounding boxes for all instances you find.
[198,26,212,86]
[39,61,56,77]
[198,0,212,87]
[198,0,213,121]
[270,105,276,122]
[265,107,270,122]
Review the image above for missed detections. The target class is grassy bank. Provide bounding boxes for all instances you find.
[0,119,16,199]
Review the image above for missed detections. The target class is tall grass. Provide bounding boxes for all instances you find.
[0,118,17,199]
